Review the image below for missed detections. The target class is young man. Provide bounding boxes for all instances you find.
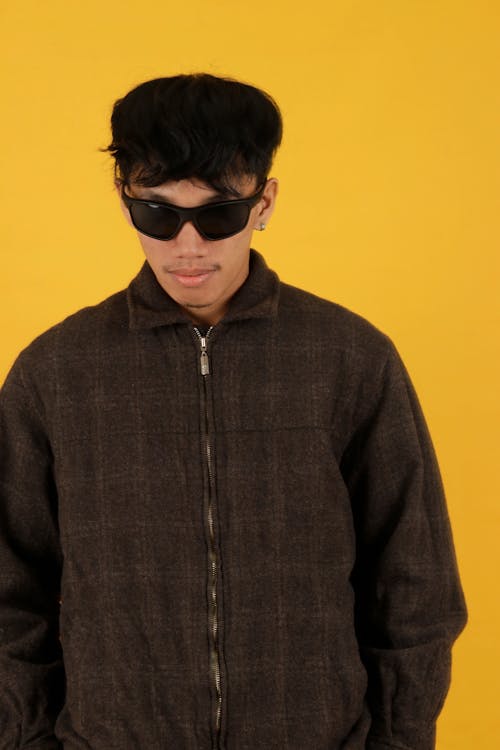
[0,74,466,750]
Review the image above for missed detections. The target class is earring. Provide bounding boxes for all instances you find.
[259,222,266,231]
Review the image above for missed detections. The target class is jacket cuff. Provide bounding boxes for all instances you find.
[367,738,434,750]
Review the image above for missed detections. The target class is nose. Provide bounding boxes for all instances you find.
[172,219,208,256]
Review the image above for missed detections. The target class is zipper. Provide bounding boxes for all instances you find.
[193,326,222,746]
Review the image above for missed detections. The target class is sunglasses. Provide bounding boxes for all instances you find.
[121,182,266,241]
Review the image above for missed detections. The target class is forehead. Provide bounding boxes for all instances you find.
[130,176,257,207]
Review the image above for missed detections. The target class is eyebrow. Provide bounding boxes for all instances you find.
[136,188,242,204]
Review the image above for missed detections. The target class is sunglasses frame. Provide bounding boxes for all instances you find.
[121,181,267,241]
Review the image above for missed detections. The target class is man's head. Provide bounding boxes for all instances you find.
[105,74,282,325]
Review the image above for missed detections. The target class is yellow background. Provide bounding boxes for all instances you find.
[1,1,498,746]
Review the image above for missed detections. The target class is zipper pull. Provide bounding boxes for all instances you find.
[194,326,213,376]
[200,336,210,376]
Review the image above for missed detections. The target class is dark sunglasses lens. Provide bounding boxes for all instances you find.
[197,203,250,239]
[130,203,180,239]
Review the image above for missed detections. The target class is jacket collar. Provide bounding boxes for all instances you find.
[127,249,281,330]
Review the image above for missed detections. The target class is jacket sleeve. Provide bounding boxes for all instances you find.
[340,340,467,750]
[0,356,64,749]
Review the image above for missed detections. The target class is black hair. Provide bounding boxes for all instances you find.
[104,73,283,196]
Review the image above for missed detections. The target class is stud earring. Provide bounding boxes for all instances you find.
[259,223,266,231]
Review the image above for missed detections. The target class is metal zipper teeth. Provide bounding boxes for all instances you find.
[193,327,222,739]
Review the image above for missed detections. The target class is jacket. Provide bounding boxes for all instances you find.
[0,250,467,750]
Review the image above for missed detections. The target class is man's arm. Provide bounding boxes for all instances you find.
[341,341,467,750]
[0,357,64,749]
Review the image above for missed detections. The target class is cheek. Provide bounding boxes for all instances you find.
[137,235,169,263]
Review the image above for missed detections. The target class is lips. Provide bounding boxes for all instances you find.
[169,269,215,287]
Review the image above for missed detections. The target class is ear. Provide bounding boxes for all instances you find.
[253,178,279,230]
[115,180,134,228]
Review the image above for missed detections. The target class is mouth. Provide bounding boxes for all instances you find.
[169,269,216,288]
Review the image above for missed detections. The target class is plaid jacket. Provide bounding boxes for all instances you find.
[0,250,466,749]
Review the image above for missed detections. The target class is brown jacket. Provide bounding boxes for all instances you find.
[0,250,466,749]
